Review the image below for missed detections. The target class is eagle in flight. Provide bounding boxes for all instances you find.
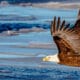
[43,9,80,67]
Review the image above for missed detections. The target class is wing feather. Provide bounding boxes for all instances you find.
[51,16,80,55]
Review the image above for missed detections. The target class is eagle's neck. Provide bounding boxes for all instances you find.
[50,54,60,63]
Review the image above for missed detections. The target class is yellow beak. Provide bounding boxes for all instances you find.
[42,57,49,61]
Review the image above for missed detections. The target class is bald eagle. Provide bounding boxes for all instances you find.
[43,10,80,67]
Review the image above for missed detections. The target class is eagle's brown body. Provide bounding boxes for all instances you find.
[51,10,80,67]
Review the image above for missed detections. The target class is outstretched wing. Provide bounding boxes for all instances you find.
[50,16,80,55]
[73,9,80,35]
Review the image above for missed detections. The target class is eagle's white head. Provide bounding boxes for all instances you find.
[42,54,60,63]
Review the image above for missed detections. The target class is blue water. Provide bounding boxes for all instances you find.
[0,6,78,32]
[0,31,79,80]
[0,65,80,80]
[0,6,78,23]
[0,31,56,57]
[0,6,80,80]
